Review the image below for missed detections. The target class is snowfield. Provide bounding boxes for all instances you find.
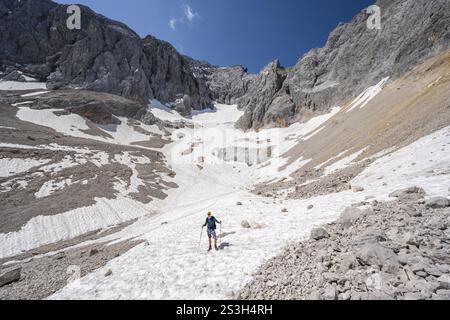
[0,80,47,91]
[42,103,450,300]
[16,107,163,147]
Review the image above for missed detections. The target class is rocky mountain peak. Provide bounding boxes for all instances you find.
[234,0,450,130]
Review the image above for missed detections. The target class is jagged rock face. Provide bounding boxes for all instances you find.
[0,0,211,109]
[236,60,295,130]
[0,0,152,103]
[235,0,450,130]
[186,58,253,105]
[142,36,212,109]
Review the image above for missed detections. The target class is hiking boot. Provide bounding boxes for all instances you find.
[215,246,219,251]
[208,247,212,252]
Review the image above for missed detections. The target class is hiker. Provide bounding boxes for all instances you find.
[202,211,222,251]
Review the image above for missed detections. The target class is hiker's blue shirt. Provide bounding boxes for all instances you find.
[204,217,220,230]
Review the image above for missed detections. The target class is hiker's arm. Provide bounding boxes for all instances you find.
[202,219,207,227]
[215,217,222,224]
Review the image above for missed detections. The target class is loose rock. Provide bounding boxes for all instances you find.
[0,267,22,287]
[311,228,330,241]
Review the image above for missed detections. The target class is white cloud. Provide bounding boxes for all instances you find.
[169,18,177,30]
[182,3,199,23]
[169,3,200,31]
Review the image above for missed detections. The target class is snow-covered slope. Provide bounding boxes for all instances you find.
[49,100,449,299]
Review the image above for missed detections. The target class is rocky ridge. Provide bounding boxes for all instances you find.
[0,0,213,109]
[235,0,450,129]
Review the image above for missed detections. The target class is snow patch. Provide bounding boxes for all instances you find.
[323,148,368,175]
[0,81,47,91]
[21,91,50,97]
[346,77,389,113]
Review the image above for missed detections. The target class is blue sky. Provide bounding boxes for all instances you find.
[57,0,374,73]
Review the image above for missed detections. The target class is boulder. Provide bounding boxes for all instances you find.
[89,248,99,256]
[389,187,425,198]
[437,274,450,290]
[340,253,360,272]
[338,207,363,229]
[356,243,400,273]
[426,197,450,209]
[433,290,450,300]
[241,220,251,229]
[322,284,338,300]
[352,186,365,193]
[0,267,22,287]
[311,228,330,241]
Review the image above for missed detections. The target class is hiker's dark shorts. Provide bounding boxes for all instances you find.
[207,229,217,239]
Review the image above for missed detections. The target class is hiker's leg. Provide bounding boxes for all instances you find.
[208,231,212,249]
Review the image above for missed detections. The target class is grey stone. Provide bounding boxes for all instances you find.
[416,271,428,278]
[241,220,251,229]
[437,274,450,290]
[403,292,428,300]
[356,243,400,273]
[340,253,360,272]
[426,197,450,209]
[411,263,426,273]
[367,292,394,300]
[389,187,426,198]
[424,266,443,277]
[307,205,314,210]
[338,207,364,229]
[342,290,352,300]
[433,290,450,300]
[311,228,330,241]
[366,273,383,290]
[323,284,338,300]
[352,186,365,193]
[0,267,22,287]
[353,230,387,246]
[308,290,321,300]
[89,248,99,256]
[52,252,66,260]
